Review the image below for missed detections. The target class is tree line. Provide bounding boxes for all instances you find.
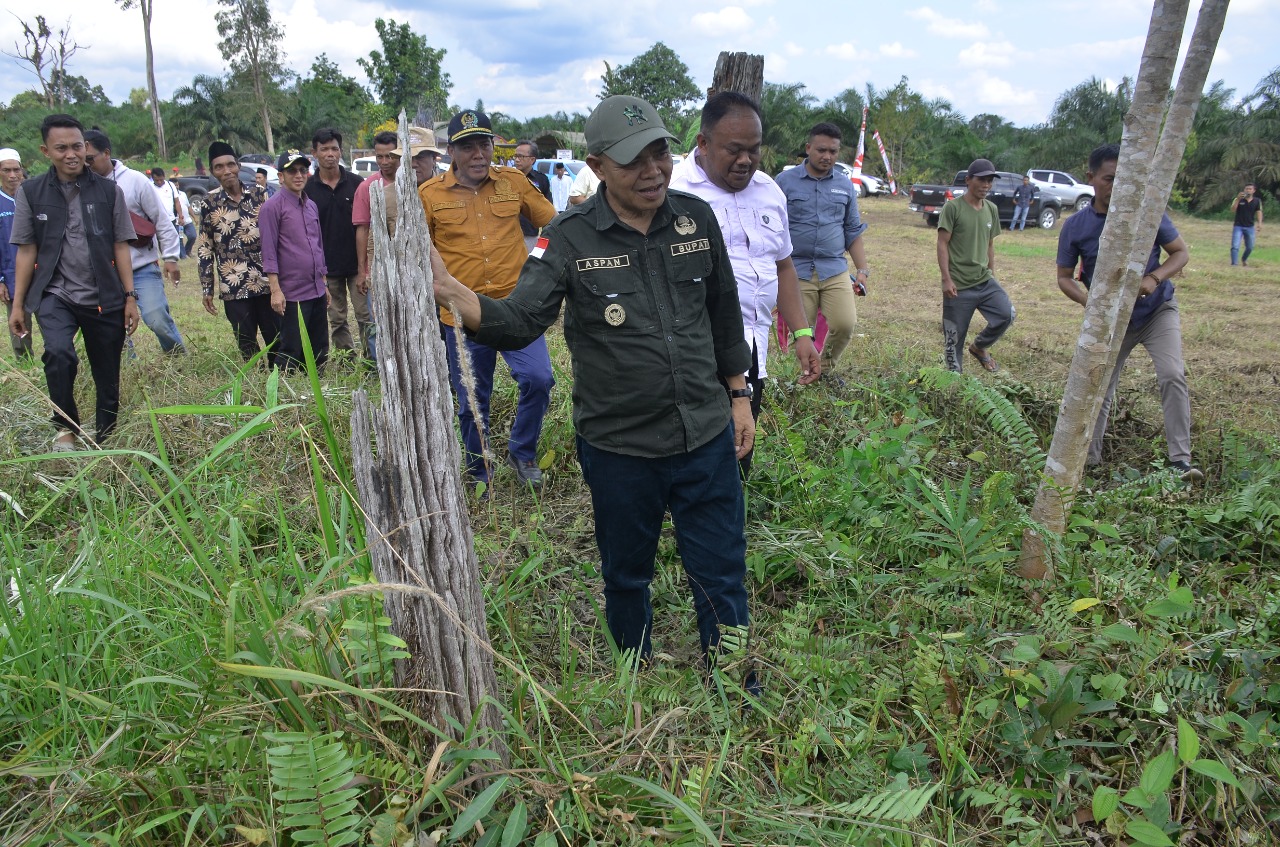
[3,18,1274,214]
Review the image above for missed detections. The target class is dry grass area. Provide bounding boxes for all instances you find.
[844,197,1280,442]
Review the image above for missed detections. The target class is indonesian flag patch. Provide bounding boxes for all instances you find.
[531,236,549,259]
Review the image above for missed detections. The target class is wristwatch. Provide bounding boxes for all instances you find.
[728,387,753,400]
[124,290,139,300]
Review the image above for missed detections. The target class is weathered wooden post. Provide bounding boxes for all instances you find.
[708,51,764,103]
[349,113,505,758]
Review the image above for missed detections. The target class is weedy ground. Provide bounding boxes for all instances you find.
[0,200,1277,846]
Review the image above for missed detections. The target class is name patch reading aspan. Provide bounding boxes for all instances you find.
[671,239,710,256]
[577,255,631,271]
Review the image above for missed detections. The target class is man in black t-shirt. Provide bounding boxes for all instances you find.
[1230,183,1263,267]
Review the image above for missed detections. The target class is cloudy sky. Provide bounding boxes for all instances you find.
[2,0,1277,128]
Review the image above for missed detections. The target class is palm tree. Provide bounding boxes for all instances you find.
[169,74,262,153]
[760,82,817,174]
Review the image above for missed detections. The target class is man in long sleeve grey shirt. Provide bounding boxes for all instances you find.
[775,122,870,373]
[84,128,185,353]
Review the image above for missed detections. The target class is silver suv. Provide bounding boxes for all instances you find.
[1028,169,1094,211]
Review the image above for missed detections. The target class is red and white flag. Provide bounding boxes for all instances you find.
[873,131,897,196]
[852,107,868,180]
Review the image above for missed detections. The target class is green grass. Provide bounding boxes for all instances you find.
[1,203,1278,845]
[995,239,1060,259]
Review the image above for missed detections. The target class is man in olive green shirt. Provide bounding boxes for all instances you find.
[937,158,1015,372]
[431,95,756,681]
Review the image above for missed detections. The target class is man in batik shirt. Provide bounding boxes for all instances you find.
[197,141,281,364]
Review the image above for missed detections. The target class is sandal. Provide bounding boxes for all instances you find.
[968,344,998,372]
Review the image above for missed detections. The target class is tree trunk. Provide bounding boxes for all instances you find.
[708,52,763,103]
[140,0,168,159]
[349,113,505,761]
[253,69,274,153]
[1019,0,1230,579]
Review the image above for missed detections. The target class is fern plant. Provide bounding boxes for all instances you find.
[265,730,365,846]
[917,367,1047,472]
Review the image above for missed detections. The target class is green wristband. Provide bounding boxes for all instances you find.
[788,327,814,344]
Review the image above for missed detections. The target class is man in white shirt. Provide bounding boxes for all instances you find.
[550,161,572,212]
[150,167,180,224]
[567,162,599,205]
[84,130,186,353]
[669,90,819,476]
[174,184,196,258]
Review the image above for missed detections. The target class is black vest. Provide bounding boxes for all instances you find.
[24,166,125,310]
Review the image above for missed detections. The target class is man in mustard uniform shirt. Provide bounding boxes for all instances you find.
[420,110,556,488]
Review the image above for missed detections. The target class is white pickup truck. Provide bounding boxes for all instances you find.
[1028,169,1094,212]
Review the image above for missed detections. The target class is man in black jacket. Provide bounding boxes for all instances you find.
[514,139,553,252]
[7,114,141,449]
[306,127,371,356]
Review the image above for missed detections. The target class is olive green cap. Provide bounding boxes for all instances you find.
[585,95,677,165]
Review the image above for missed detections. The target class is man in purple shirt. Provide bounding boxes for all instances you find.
[260,150,330,371]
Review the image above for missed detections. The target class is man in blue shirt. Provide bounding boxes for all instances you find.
[775,122,870,374]
[0,147,31,359]
[1056,143,1200,481]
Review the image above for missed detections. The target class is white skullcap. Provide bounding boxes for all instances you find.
[0,148,20,163]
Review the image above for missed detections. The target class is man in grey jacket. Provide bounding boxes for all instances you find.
[84,128,185,353]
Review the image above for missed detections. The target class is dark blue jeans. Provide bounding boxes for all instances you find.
[444,330,554,482]
[577,424,750,658]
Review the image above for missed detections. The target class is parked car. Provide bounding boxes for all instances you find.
[178,164,278,213]
[1027,169,1094,211]
[238,153,274,166]
[779,162,885,198]
[833,162,889,197]
[533,158,586,178]
[909,170,1062,229]
[352,156,378,178]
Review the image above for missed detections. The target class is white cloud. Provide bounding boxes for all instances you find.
[972,72,1038,108]
[915,79,956,103]
[783,42,806,58]
[1230,0,1276,12]
[907,7,990,40]
[826,43,859,61]
[877,42,918,59]
[690,7,754,36]
[958,41,1015,68]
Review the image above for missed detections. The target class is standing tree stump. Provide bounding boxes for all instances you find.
[350,113,505,760]
[709,52,763,103]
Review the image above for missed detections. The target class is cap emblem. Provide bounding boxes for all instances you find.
[622,105,648,126]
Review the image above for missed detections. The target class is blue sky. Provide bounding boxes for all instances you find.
[2,0,1277,128]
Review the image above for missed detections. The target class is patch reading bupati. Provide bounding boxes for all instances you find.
[576,255,631,271]
[670,239,710,256]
